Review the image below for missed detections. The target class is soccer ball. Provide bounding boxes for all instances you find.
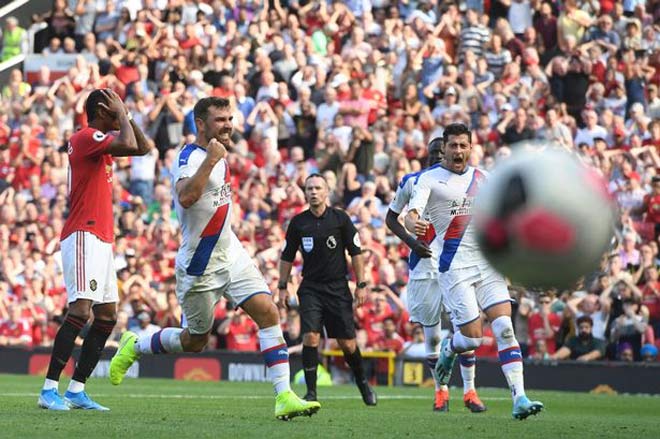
[474,146,615,288]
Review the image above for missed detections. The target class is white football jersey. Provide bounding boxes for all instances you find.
[389,168,441,280]
[171,144,235,276]
[408,165,488,272]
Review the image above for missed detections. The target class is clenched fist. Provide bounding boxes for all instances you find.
[206,138,227,165]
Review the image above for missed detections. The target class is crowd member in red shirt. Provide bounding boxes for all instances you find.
[357,291,394,346]
[219,310,259,352]
[641,266,660,330]
[0,304,33,347]
[373,317,404,383]
[527,293,562,357]
[374,317,404,354]
[639,176,660,239]
[40,89,151,411]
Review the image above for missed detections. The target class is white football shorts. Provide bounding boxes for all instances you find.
[61,231,118,305]
[407,277,443,327]
[439,262,511,327]
[176,254,270,335]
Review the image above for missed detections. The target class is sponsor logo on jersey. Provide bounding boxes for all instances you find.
[212,182,232,207]
[90,279,97,291]
[326,235,337,249]
[302,237,314,252]
[448,197,474,216]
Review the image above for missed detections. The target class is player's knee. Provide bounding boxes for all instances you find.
[423,326,441,355]
[463,336,483,351]
[183,334,210,353]
[454,332,483,351]
[491,315,516,344]
[243,296,279,328]
[303,332,320,347]
[67,309,91,323]
[68,300,92,321]
[94,309,117,322]
[337,338,356,353]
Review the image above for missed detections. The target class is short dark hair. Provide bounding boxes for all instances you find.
[428,137,443,151]
[442,123,472,144]
[305,173,327,186]
[193,97,230,122]
[85,89,109,122]
[576,315,593,327]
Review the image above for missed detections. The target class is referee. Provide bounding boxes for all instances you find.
[278,173,377,406]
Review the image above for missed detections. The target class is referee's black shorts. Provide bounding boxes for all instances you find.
[297,279,356,339]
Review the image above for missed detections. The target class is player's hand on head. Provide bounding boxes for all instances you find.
[98,88,125,116]
[206,138,227,165]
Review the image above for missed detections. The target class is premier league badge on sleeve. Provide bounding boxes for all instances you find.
[302,237,314,252]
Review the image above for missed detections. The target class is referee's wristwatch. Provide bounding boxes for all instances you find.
[356,282,367,290]
[277,281,288,290]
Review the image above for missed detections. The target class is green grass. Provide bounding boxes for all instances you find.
[2,374,658,438]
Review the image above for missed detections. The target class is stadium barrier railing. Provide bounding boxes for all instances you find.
[1,346,659,395]
[321,349,397,386]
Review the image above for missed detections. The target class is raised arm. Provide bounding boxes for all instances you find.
[99,89,139,156]
[176,139,226,208]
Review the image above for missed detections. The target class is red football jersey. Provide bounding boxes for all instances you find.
[646,194,660,224]
[226,318,259,351]
[61,127,115,243]
[527,312,561,356]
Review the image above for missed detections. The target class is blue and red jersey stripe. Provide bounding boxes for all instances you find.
[438,169,484,273]
[186,160,231,276]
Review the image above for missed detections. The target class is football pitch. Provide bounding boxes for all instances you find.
[2,374,658,439]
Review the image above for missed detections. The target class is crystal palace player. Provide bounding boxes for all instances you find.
[404,123,544,420]
[386,138,486,413]
[39,89,152,411]
[109,97,320,421]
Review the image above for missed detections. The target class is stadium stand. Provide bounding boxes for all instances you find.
[0,0,659,370]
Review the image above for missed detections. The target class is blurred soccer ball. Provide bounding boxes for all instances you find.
[474,146,615,288]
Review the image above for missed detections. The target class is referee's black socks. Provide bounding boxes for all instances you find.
[302,345,319,394]
[344,347,366,383]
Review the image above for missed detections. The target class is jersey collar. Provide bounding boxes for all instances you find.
[438,163,471,175]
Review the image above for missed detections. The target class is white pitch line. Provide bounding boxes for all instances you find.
[5,392,511,401]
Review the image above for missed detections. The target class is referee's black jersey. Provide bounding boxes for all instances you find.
[281,206,362,282]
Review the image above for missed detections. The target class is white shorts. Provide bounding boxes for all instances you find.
[176,258,270,335]
[440,263,510,327]
[61,231,118,305]
[407,278,443,327]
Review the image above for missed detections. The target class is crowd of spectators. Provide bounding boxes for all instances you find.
[1,0,660,366]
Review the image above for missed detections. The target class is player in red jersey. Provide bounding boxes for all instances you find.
[39,89,152,411]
